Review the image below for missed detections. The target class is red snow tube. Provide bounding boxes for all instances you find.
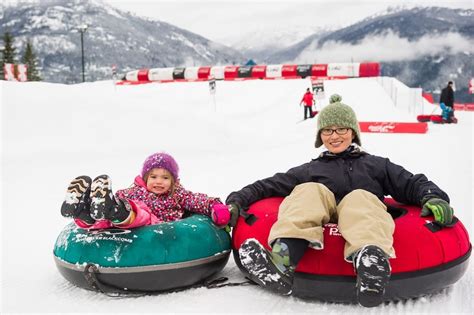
[417,114,433,122]
[430,115,444,123]
[232,197,471,303]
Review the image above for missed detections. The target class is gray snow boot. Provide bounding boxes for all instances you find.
[353,245,391,307]
[239,238,294,295]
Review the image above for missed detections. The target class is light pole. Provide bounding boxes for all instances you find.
[78,24,88,82]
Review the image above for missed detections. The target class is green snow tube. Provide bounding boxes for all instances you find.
[53,215,231,293]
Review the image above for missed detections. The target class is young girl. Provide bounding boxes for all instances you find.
[61,152,231,229]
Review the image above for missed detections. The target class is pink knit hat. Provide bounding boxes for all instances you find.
[141,152,179,180]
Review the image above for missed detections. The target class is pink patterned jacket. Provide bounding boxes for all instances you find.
[115,176,221,223]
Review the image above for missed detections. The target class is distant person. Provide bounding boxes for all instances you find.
[60,152,232,230]
[439,81,455,123]
[300,88,315,120]
[226,94,455,307]
[440,81,454,109]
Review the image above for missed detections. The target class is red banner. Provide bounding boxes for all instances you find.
[454,103,474,111]
[422,92,434,104]
[359,122,428,134]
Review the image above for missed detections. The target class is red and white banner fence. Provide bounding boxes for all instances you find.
[3,63,28,81]
[120,62,380,84]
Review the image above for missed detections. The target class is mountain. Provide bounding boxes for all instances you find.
[1,2,472,102]
[264,7,474,102]
[218,25,330,62]
[0,0,246,83]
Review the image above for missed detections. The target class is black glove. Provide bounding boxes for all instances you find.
[421,197,454,226]
[227,203,241,227]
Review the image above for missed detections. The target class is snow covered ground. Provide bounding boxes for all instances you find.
[1,77,472,314]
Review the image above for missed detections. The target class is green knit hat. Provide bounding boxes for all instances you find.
[315,94,361,148]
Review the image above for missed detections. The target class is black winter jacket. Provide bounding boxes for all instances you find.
[226,147,449,208]
[440,86,454,108]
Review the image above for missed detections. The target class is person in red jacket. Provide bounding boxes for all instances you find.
[300,88,315,120]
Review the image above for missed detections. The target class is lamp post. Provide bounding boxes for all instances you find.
[78,24,88,82]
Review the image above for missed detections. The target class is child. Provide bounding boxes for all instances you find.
[61,152,231,229]
[227,95,454,307]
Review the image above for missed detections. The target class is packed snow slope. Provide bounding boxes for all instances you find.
[1,77,472,314]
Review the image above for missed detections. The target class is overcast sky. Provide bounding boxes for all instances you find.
[102,0,472,42]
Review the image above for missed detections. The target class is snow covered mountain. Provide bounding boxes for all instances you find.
[265,7,474,102]
[0,0,246,83]
[218,24,330,61]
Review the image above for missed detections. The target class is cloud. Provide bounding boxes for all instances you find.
[296,31,474,63]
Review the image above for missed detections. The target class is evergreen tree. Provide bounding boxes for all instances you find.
[21,39,41,81]
[1,31,16,80]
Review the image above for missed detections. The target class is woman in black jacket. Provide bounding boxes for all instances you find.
[226,94,454,307]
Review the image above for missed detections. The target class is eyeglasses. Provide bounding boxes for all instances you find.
[321,128,350,136]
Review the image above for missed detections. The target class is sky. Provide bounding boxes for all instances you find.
[99,0,474,65]
[101,0,473,43]
[1,74,473,313]
[3,0,472,59]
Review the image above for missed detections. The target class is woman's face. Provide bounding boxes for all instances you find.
[146,168,173,195]
[320,125,355,154]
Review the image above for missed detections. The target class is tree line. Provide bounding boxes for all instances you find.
[1,31,41,81]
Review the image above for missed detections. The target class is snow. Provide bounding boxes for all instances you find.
[1,77,473,314]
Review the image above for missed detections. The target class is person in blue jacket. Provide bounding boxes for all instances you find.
[226,94,455,307]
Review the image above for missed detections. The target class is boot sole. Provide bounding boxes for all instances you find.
[355,246,391,307]
[239,239,292,295]
[61,176,92,217]
[90,175,114,220]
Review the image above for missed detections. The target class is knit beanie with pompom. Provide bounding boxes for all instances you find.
[315,94,361,148]
[141,152,179,180]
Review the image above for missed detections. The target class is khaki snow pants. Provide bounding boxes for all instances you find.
[268,183,395,260]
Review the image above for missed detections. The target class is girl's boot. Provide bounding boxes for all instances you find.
[61,175,92,218]
[90,174,116,220]
[109,198,133,225]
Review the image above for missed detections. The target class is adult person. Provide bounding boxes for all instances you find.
[439,81,455,123]
[226,94,454,307]
[440,81,454,110]
[300,88,315,120]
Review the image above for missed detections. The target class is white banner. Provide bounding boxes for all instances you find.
[311,78,325,99]
[266,64,283,78]
[125,70,139,82]
[209,78,216,95]
[327,63,360,77]
[210,66,225,80]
